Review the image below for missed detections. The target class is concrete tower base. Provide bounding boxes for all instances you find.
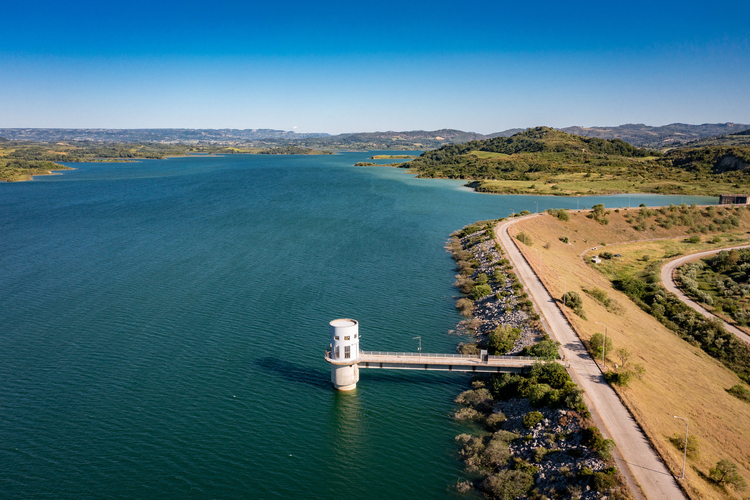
[331,364,359,391]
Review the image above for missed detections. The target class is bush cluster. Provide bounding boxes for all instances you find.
[586,204,610,225]
[488,325,522,355]
[614,273,750,383]
[490,362,586,412]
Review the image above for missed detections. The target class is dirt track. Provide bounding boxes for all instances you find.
[660,246,750,345]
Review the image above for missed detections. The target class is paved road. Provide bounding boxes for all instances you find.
[661,246,750,345]
[496,216,685,500]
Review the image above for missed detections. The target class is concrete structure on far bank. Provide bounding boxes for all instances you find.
[324,319,543,391]
[719,194,749,205]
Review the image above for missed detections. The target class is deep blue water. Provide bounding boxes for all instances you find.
[0,153,714,498]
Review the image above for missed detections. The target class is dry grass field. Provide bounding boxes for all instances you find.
[511,207,750,500]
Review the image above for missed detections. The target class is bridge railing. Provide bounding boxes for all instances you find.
[488,355,543,361]
[359,350,542,362]
[360,351,476,359]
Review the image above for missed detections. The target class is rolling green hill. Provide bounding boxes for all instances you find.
[397,127,750,196]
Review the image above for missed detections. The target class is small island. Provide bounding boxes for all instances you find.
[369,154,417,159]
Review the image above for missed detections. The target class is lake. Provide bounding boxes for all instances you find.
[0,152,714,498]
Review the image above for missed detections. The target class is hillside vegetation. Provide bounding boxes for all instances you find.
[0,139,328,181]
[509,208,750,500]
[399,127,750,196]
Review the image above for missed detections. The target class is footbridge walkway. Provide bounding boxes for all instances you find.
[356,351,545,373]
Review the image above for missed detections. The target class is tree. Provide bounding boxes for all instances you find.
[522,339,561,359]
[562,291,583,309]
[709,459,747,491]
[616,347,630,367]
[489,325,521,354]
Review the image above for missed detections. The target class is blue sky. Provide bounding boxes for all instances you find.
[1,0,748,134]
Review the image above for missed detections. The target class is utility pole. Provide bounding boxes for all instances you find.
[559,276,567,310]
[673,416,689,479]
[413,336,422,359]
[595,321,607,368]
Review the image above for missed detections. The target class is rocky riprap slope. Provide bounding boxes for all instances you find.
[449,224,543,354]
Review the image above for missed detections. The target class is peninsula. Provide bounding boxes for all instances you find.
[395,127,750,196]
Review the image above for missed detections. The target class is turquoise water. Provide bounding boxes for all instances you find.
[0,153,714,498]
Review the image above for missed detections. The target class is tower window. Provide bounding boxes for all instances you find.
[335,346,340,358]
[344,336,350,341]
[344,345,351,359]
[334,336,339,340]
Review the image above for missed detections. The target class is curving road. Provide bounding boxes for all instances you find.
[661,246,750,345]
[496,216,685,500]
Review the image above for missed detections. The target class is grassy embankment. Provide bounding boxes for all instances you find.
[510,206,750,500]
[447,223,632,499]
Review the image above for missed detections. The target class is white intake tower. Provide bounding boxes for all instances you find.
[326,318,360,391]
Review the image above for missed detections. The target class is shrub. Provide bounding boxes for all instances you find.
[471,284,493,300]
[456,225,481,238]
[528,383,553,407]
[532,446,547,463]
[453,276,475,294]
[562,291,583,309]
[727,384,750,402]
[475,273,488,285]
[488,325,522,354]
[562,291,585,318]
[519,210,530,216]
[455,388,493,410]
[564,387,586,411]
[485,411,507,430]
[669,433,700,458]
[709,459,747,491]
[457,260,474,275]
[482,436,511,467]
[457,342,480,355]
[530,361,571,389]
[604,369,635,386]
[521,339,561,360]
[522,411,544,428]
[483,469,534,500]
[559,236,569,243]
[516,231,532,246]
[455,298,474,317]
[583,426,609,451]
[454,407,483,421]
[685,235,702,244]
[591,471,617,492]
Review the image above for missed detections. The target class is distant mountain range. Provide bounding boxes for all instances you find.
[0,128,330,143]
[557,123,750,149]
[1,123,748,150]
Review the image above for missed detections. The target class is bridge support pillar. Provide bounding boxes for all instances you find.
[331,363,359,391]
